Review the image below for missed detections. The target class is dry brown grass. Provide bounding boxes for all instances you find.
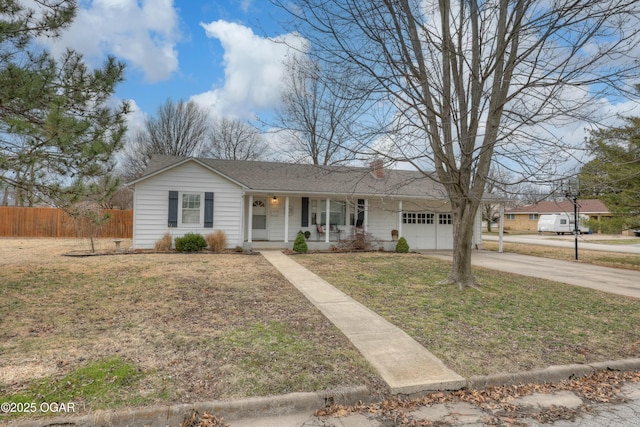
[0,239,384,414]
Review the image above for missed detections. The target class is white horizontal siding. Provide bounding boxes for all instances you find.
[366,198,399,243]
[133,161,243,249]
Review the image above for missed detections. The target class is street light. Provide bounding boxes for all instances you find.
[564,179,580,261]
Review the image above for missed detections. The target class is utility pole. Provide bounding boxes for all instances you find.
[564,179,580,261]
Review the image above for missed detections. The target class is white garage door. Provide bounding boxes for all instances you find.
[402,212,436,249]
[401,212,454,250]
[436,213,454,250]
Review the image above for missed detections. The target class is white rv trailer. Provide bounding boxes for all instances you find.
[537,213,590,235]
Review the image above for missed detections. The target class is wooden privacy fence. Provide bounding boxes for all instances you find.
[0,207,132,238]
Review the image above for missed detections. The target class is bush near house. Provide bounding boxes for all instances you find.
[175,233,207,252]
[205,230,227,252]
[293,231,308,253]
[154,232,172,251]
[395,237,410,253]
[335,230,377,251]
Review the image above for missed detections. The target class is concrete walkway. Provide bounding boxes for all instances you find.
[427,250,640,299]
[260,251,466,396]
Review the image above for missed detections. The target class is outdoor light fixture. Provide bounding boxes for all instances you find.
[272,196,277,203]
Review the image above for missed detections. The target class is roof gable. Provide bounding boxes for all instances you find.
[127,156,246,188]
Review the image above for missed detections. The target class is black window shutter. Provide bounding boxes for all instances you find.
[356,199,365,227]
[204,192,214,228]
[301,197,309,227]
[168,191,178,227]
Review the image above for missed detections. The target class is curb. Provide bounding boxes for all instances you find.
[3,386,371,427]
[5,359,640,427]
[466,358,640,389]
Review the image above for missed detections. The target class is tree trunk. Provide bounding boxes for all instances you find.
[441,201,480,290]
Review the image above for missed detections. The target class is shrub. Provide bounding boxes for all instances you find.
[205,230,227,252]
[293,231,308,253]
[154,232,172,251]
[336,229,376,251]
[395,237,410,253]
[175,233,207,252]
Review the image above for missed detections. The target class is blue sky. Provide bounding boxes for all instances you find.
[33,0,640,168]
[38,0,301,133]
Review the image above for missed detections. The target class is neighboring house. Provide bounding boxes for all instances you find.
[503,199,611,232]
[128,156,488,250]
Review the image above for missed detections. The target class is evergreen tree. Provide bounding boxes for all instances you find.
[0,0,129,205]
[581,114,640,230]
[293,231,308,253]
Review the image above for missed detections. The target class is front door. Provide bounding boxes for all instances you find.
[252,198,268,240]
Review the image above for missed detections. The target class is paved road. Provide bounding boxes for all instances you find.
[484,233,640,254]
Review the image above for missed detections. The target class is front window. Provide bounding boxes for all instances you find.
[529,214,539,221]
[318,200,347,226]
[182,193,201,224]
[506,214,515,220]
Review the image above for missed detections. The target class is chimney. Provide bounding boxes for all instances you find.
[370,159,384,179]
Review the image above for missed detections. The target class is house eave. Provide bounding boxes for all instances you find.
[243,189,453,200]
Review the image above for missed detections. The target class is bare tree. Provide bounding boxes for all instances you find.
[483,168,519,232]
[203,117,267,161]
[275,0,640,289]
[120,99,209,179]
[274,54,366,165]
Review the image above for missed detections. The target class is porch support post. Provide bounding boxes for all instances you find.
[239,193,245,247]
[247,195,253,243]
[364,199,369,232]
[345,199,350,226]
[325,197,330,243]
[398,200,403,238]
[284,196,290,243]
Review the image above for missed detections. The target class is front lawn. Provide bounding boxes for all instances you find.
[295,253,640,377]
[0,239,383,419]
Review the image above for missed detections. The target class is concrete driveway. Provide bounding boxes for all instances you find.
[427,250,640,299]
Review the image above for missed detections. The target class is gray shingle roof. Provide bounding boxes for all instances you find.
[132,155,453,199]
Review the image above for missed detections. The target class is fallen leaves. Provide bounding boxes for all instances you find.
[180,411,228,427]
[316,370,640,425]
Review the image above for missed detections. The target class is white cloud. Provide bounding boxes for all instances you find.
[123,99,148,136]
[191,20,307,119]
[39,0,180,82]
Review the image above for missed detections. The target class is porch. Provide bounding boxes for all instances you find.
[242,194,458,251]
